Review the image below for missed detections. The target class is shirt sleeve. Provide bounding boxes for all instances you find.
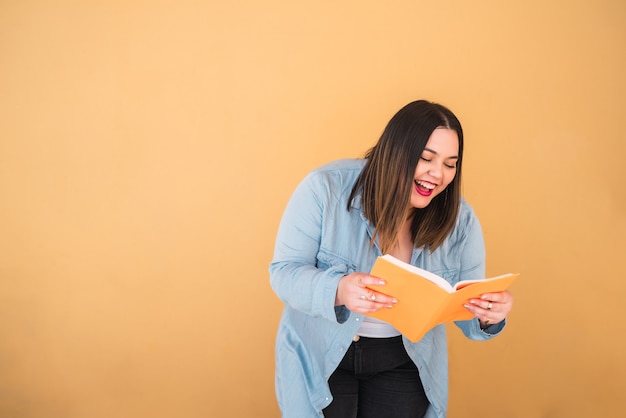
[453,204,507,340]
[269,171,349,323]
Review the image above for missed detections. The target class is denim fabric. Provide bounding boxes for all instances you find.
[269,159,506,418]
[323,336,429,418]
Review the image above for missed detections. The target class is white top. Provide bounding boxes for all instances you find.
[357,317,401,338]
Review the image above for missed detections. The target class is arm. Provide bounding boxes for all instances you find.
[269,172,343,323]
[269,171,396,323]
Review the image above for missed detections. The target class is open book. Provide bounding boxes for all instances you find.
[365,254,518,342]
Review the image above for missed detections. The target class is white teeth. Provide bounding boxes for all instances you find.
[416,180,435,190]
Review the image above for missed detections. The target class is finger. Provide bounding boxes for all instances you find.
[360,290,376,301]
[481,290,513,304]
[368,289,398,305]
[356,274,366,288]
[468,299,496,311]
[465,302,500,322]
[359,299,396,313]
[358,274,386,287]
[478,296,513,316]
[358,289,393,303]
[356,289,397,311]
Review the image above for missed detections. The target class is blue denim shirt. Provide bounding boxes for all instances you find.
[269,159,505,418]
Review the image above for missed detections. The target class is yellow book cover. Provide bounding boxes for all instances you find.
[366,254,519,342]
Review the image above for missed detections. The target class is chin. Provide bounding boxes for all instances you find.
[410,199,432,209]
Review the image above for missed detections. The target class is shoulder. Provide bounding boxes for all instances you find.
[427,198,485,273]
[447,198,483,243]
[308,158,366,178]
[446,198,482,246]
[301,159,365,194]
[457,198,479,224]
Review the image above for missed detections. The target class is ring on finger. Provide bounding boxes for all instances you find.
[487,302,492,310]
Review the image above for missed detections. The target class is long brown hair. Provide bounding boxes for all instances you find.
[348,100,464,253]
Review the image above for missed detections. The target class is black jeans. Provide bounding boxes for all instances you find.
[323,336,429,418]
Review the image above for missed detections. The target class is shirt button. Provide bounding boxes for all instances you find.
[355,318,360,321]
[353,335,360,342]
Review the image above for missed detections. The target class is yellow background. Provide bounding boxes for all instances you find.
[1,1,625,417]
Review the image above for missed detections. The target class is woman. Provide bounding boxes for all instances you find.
[269,100,514,418]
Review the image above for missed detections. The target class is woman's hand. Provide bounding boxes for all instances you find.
[335,272,398,314]
[465,290,514,328]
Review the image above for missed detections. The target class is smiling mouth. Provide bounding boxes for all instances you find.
[415,180,436,196]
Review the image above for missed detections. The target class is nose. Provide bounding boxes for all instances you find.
[428,163,443,179]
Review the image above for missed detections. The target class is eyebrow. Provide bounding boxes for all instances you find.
[423,147,459,159]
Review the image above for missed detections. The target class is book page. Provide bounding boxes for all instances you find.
[380,254,453,292]
[453,273,517,291]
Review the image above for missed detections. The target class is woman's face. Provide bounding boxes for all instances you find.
[410,127,459,209]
